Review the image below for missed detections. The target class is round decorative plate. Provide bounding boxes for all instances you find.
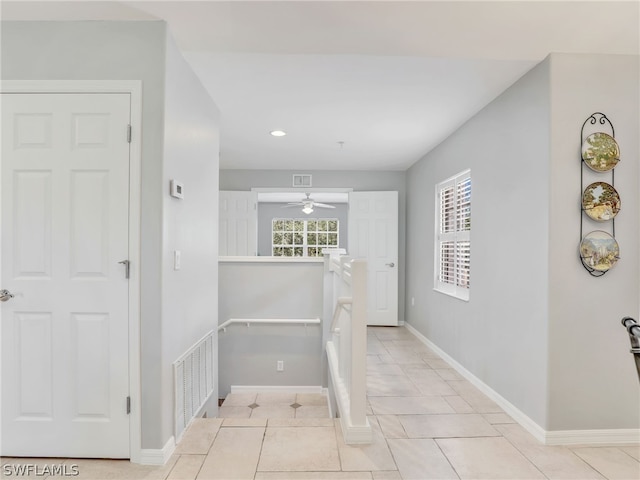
[581,132,620,172]
[579,230,619,272]
[582,182,621,221]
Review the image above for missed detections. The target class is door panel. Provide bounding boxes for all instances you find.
[13,171,53,277]
[348,192,399,326]
[70,171,110,277]
[1,93,131,458]
[219,191,258,256]
[72,313,110,418]
[17,312,53,418]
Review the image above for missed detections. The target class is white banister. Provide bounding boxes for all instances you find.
[324,252,372,444]
[330,297,352,333]
[218,318,320,333]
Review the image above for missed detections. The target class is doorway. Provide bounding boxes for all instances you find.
[1,82,142,460]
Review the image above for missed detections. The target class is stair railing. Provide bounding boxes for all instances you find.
[621,317,640,383]
[323,251,372,444]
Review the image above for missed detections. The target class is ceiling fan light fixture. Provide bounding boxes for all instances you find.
[302,205,314,214]
[270,130,287,137]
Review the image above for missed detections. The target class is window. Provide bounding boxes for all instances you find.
[435,170,471,300]
[272,218,339,257]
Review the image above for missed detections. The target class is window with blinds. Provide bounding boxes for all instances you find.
[435,170,471,300]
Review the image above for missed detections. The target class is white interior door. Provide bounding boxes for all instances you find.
[1,93,131,458]
[348,191,399,326]
[219,191,258,256]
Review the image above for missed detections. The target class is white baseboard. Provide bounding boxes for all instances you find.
[544,429,640,445]
[338,417,374,444]
[404,323,639,446]
[403,323,546,443]
[230,385,324,394]
[138,436,175,466]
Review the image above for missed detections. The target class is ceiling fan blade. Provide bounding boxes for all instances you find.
[281,203,303,208]
[313,202,336,209]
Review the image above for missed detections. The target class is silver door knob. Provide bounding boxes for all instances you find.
[0,289,15,302]
[385,262,395,268]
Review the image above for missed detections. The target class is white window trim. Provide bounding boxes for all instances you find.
[272,218,339,257]
[434,169,471,301]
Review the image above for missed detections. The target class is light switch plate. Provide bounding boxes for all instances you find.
[174,250,181,270]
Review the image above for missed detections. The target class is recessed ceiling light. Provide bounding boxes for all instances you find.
[270,130,287,137]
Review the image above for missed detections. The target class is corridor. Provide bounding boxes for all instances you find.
[2,327,638,479]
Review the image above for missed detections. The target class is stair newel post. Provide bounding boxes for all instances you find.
[349,259,368,430]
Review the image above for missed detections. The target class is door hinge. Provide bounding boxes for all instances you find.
[126,396,131,414]
[127,124,132,143]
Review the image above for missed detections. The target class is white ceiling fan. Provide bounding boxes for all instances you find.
[283,193,336,214]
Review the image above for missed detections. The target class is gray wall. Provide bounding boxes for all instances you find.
[405,53,640,433]
[221,169,408,322]
[546,53,639,431]
[405,59,551,427]
[161,34,221,440]
[2,21,222,450]
[257,203,348,256]
[218,261,324,397]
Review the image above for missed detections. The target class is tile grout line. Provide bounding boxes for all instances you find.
[616,446,640,463]
[187,454,207,480]
[495,428,556,480]
[369,415,400,474]
[191,428,217,480]
[569,447,624,480]
[163,455,180,480]
[332,416,345,473]
[431,437,463,480]
[251,423,268,479]
[371,329,431,478]
[189,419,223,480]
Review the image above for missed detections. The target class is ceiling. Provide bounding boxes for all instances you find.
[3,1,639,171]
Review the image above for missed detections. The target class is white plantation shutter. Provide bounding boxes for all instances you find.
[441,185,455,234]
[435,171,471,300]
[456,241,471,288]
[439,241,455,285]
[456,177,471,232]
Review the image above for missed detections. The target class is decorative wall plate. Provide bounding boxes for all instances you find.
[580,230,619,272]
[581,132,620,172]
[582,182,621,221]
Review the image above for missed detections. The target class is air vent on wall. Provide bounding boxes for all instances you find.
[293,174,312,187]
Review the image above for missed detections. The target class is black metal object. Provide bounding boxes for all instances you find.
[581,112,615,140]
[579,113,618,277]
[621,317,640,384]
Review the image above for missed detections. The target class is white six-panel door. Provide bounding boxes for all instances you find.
[1,93,131,457]
[348,191,398,326]
[219,191,258,256]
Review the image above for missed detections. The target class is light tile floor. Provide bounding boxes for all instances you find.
[2,327,639,479]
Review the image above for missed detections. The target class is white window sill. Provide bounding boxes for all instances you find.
[433,287,470,302]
